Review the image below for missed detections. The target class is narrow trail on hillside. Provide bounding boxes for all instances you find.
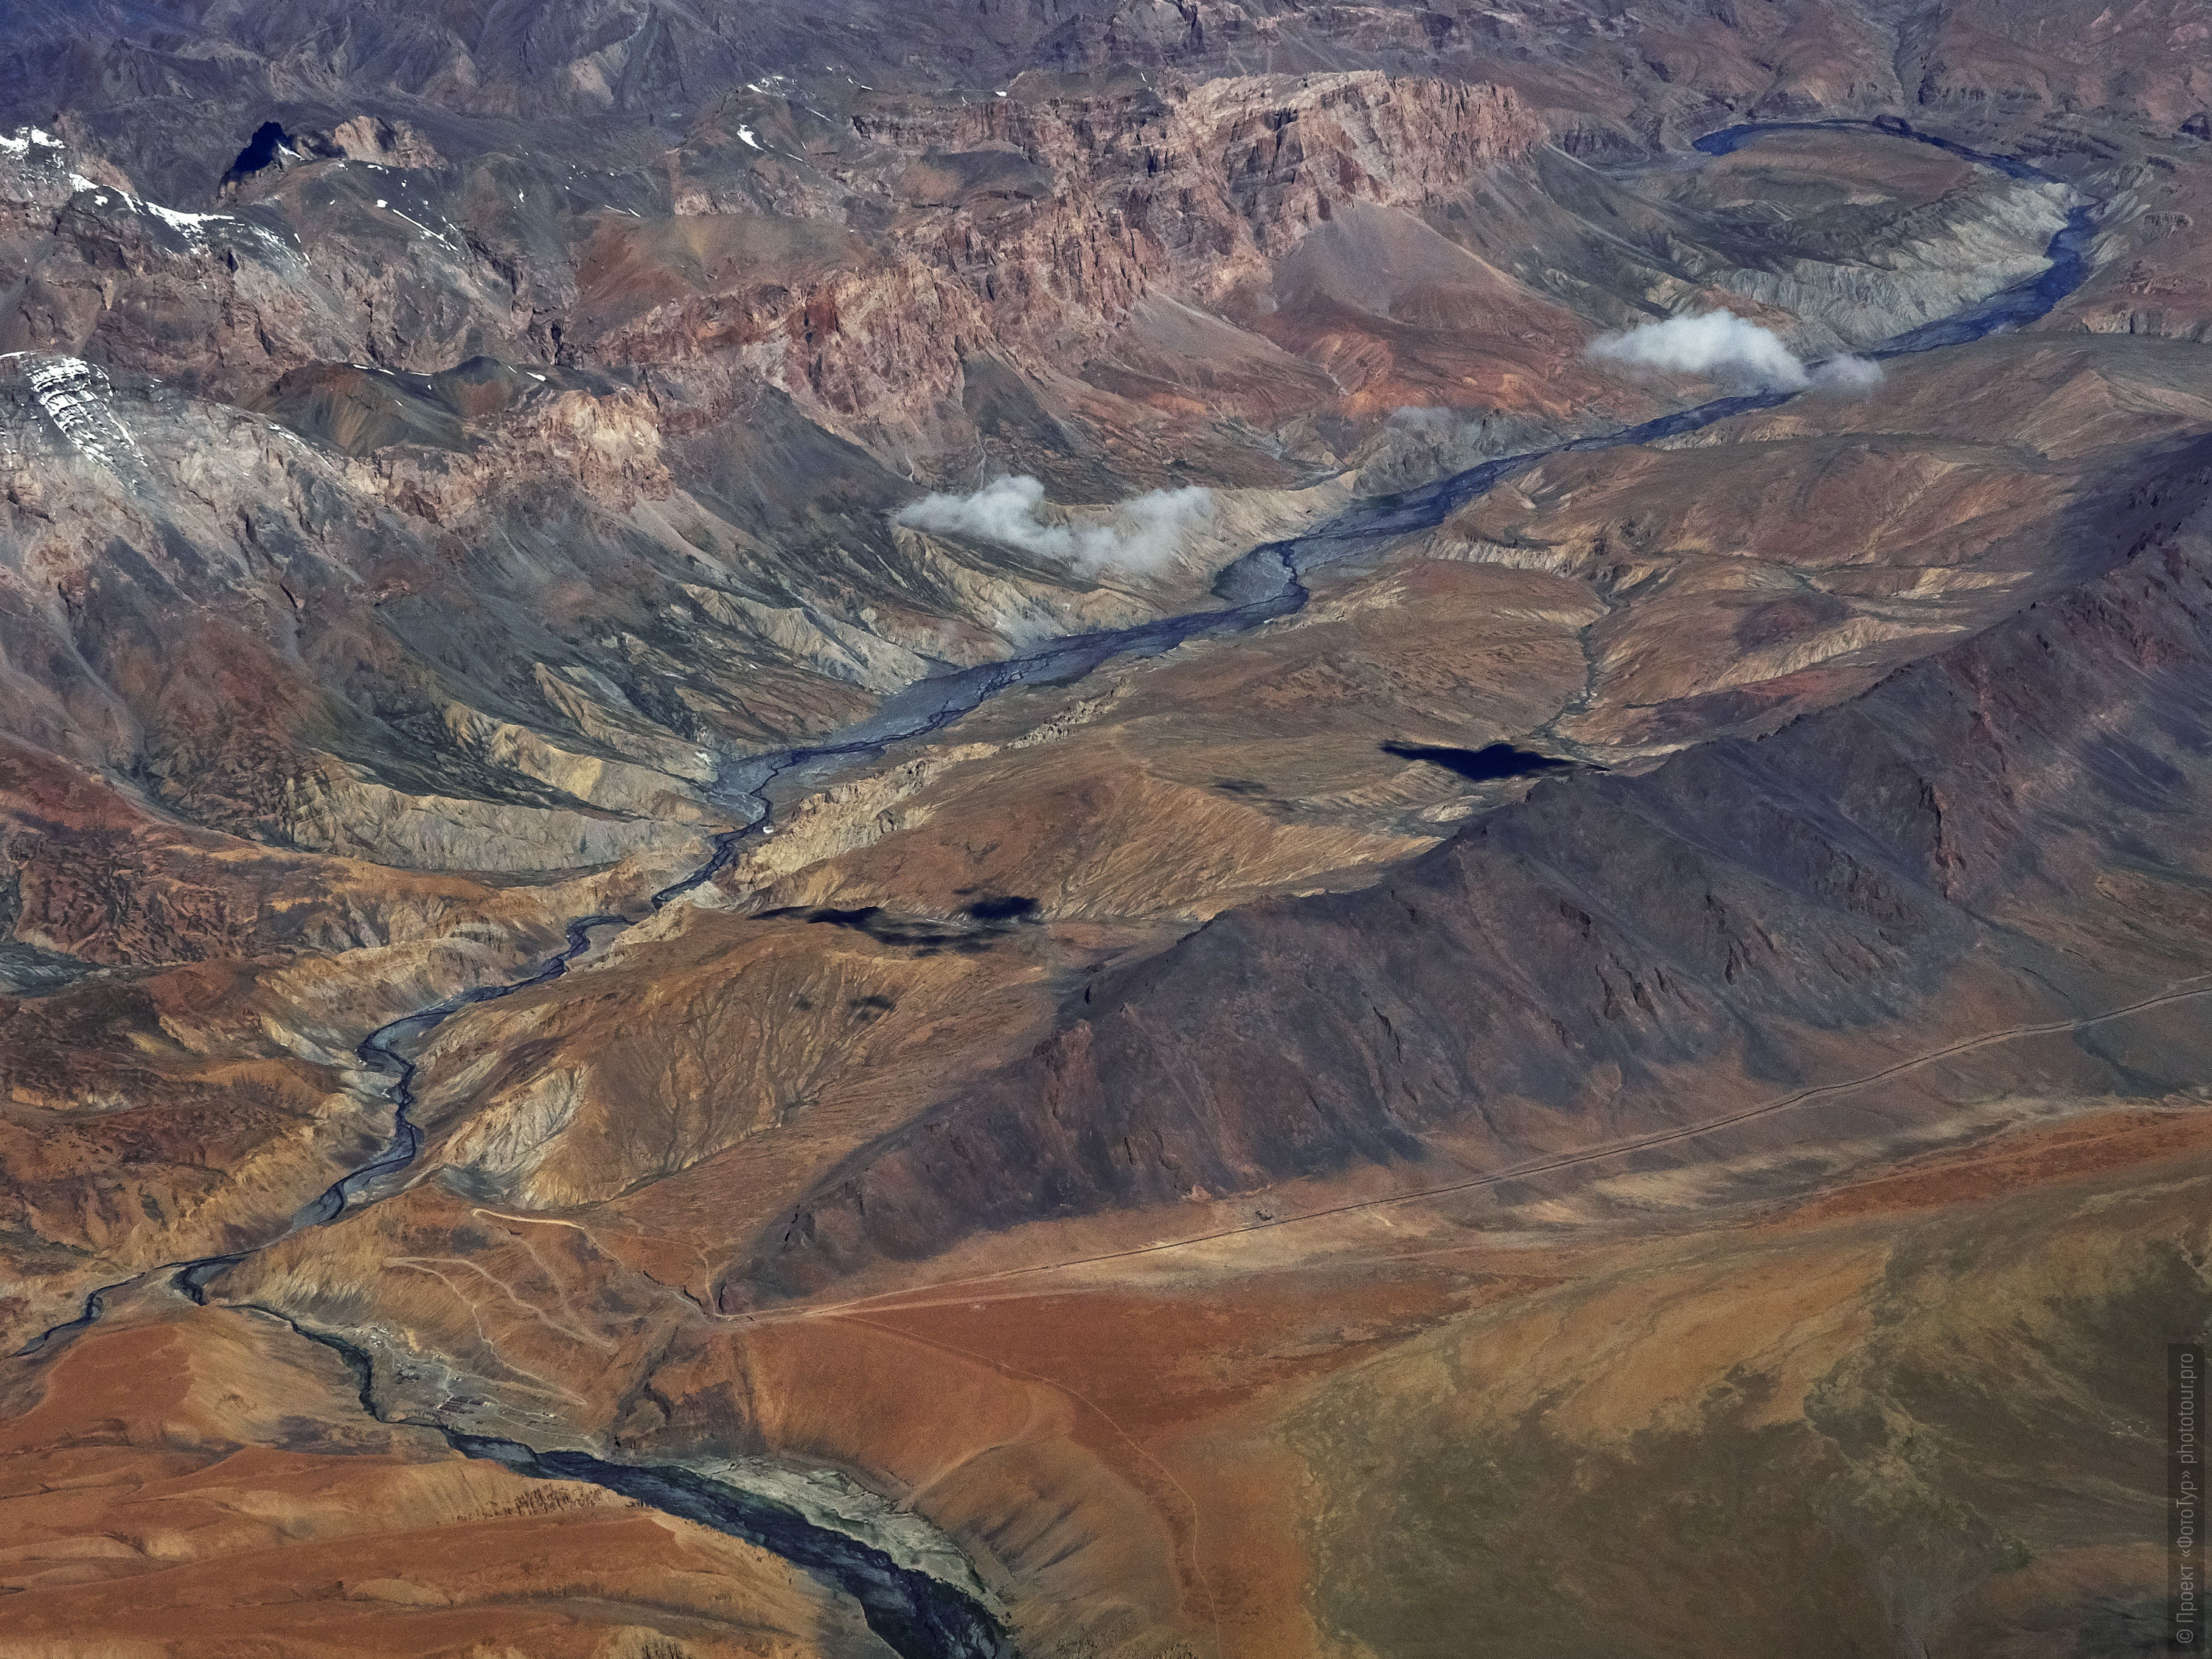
[752,973,2212,1325]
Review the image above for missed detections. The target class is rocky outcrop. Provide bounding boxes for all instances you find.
[580,73,1545,442]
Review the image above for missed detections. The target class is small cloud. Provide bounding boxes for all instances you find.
[895,475,1215,576]
[1809,352,1885,393]
[1587,310,1880,397]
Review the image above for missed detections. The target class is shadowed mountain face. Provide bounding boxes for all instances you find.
[742,442,2212,1287]
[6,3,2212,1656]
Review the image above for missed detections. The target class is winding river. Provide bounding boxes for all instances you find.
[10,118,2102,1659]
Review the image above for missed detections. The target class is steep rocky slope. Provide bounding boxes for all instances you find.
[740,442,2212,1290]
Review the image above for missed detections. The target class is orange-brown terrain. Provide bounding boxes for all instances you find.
[4,1,2212,1655]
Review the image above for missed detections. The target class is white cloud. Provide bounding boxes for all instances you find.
[1809,352,1885,394]
[1587,310,1879,396]
[895,475,1216,577]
